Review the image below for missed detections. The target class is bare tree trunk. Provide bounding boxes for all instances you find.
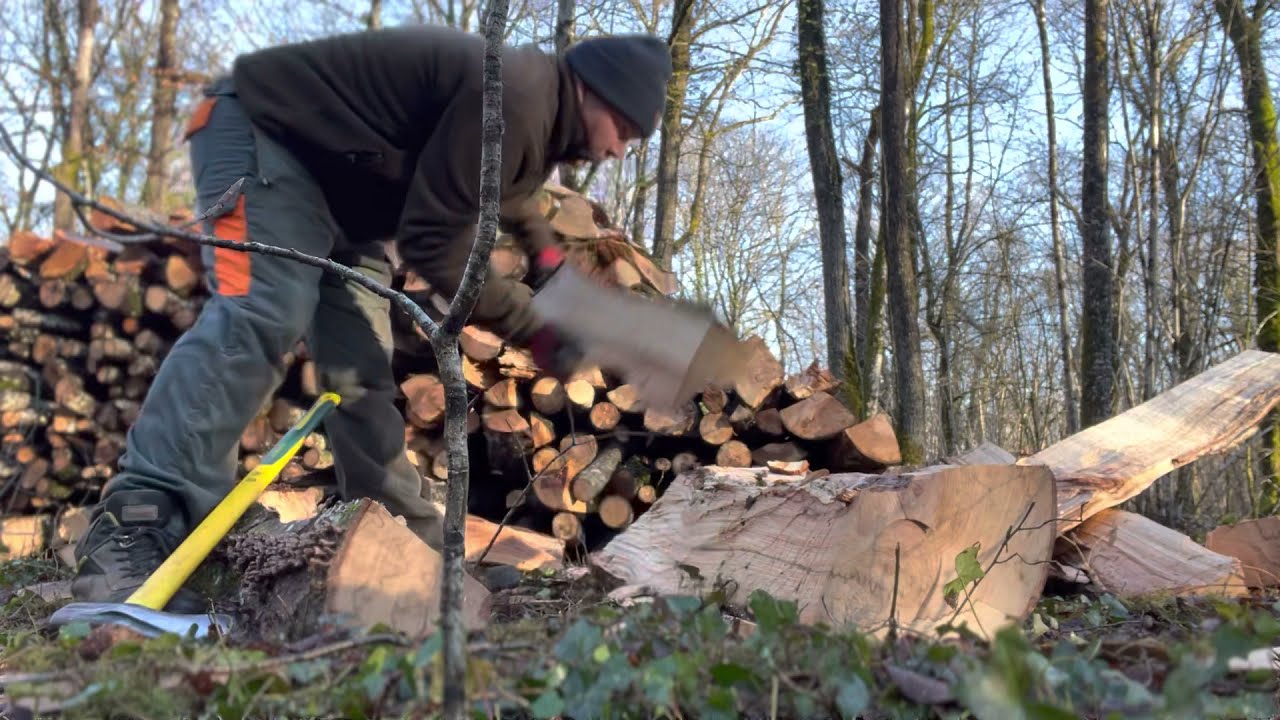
[367,0,383,29]
[924,63,958,456]
[1080,0,1117,429]
[798,0,858,408]
[554,0,579,191]
[850,110,880,414]
[141,0,180,211]
[865,224,887,411]
[880,0,926,462]
[651,0,695,268]
[1139,0,1163,407]
[1215,0,1280,514]
[1033,0,1079,435]
[54,0,99,232]
[630,142,650,246]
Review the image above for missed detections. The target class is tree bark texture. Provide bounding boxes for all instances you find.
[852,109,880,393]
[141,0,180,211]
[651,0,695,269]
[1080,0,1117,429]
[797,0,858,408]
[1214,0,1280,513]
[554,0,579,190]
[880,0,927,462]
[1033,0,1079,435]
[54,0,99,232]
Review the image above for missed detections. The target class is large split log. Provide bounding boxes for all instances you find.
[465,514,564,571]
[734,336,784,409]
[1020,349,1280,532]
[829,413,901,470]
[1063,509,1248,598]
[592,463,1057,641]
[209,498,489,643]
[779,391,855,441]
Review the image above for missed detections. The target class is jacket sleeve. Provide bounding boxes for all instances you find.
[394,88,550,345]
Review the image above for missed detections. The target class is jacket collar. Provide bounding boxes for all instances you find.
[546,59,592,166]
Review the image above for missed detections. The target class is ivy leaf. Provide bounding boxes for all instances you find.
[592,644,611,664]
[835,675,870,718]
[943,543,984,607]
[1210,623,1258,675]
[58,621,92,642]
[640,656,678,705]
[530,690,565,719]
[708,685,737,710]
[664,595,702,616]
[554,620,603,663]
[412,633,442,668]
[749,590,798,634]
[1100,594,1129,620]
[710,662,753,687]
[954,542,985,583]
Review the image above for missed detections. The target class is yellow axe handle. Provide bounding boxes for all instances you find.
[126,392,341,610]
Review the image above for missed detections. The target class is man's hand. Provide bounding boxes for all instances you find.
[525,243,585,378]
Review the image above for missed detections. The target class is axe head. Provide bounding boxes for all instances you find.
[48,601,233,639]
[531,265,747,412]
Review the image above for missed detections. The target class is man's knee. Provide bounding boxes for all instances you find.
[204,284,319,364]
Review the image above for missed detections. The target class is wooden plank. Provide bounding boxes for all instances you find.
[1018,350,1280,531]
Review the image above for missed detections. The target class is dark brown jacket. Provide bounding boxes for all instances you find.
[232,25,590,342]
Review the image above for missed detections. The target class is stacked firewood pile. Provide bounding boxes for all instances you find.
[0,184,902,550]
[0,211,209,513]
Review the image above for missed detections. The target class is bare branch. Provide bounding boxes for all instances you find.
[436,0,508,716]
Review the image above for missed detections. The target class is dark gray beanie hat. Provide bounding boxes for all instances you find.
[564,34,672,138]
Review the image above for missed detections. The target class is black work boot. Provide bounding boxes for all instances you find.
[70,489,206,614]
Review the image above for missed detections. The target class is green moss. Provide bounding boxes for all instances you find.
[898,435,926,465]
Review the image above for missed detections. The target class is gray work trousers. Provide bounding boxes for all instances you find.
[105,77,442,546]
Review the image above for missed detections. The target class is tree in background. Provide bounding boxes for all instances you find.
[1079,0,1117,429]
[1214,0,1280,513]
[141,0,181,211]
[880,0,927,462]
[52,0,101,232]
[651,0,697,269]
[797,0,861,413]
